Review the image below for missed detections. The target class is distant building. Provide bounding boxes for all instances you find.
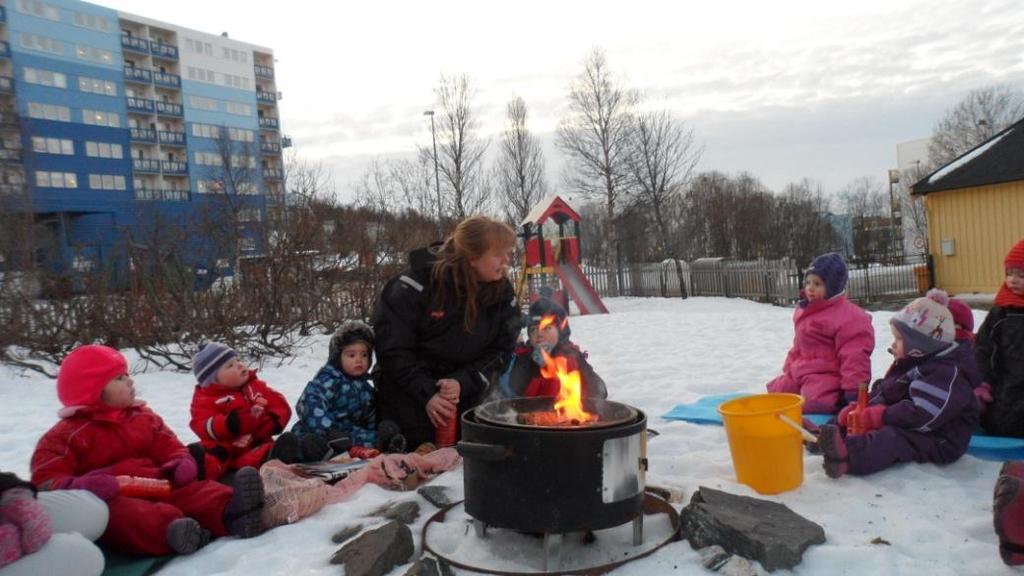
[911,118,1024,294]
[0,0,287,282]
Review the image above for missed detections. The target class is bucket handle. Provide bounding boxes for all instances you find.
[777,414,818,443]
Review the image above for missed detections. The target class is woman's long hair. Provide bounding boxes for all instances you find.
[431,216,516,331]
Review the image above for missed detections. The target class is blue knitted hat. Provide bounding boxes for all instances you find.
[806,253,848,299]
[192,342,238,387]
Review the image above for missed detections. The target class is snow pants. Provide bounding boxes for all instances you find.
[201,441,274,481]
[0,490,107,576]
[845,425,968,475]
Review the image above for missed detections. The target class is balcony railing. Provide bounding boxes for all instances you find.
[0,147,21,162]
[129,127,157,142]
[132,158,161,172]
[260,141,281,154]
[0,76,12,93]
[254,64,274,79]
[0,42,9,59]
[121,35,150,53]
[258,117,279,130]
[152,71,180,88]
[126,97,155,114]
[256,91,277,104]
[160,160,187,174]
[155,101,183,116]
[158,131,185,146]
[263,168,283,180]
[123,66,152,83]
[150,42,178,60]
[135,188,189,202]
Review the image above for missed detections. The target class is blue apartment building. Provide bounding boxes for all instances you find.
[0,0,286,282]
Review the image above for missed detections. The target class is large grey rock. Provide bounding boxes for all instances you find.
[402,556,453,576]
[417,485,456,508]
[372,500,421,524]
[680,486,824,571]
[330,521,414,576]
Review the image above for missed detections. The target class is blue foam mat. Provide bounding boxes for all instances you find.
[663,393,1024,461]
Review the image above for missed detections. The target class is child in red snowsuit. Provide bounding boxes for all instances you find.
[31,345,265,557]
[189,342,301,481]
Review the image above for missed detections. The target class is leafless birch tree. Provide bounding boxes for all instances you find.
[929,85,1024,166]
[494,96,547,225]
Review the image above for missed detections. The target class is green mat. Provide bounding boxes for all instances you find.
[102,552,171,576]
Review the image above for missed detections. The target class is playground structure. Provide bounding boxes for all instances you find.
[517,196,608,315]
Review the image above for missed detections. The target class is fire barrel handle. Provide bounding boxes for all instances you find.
[456,441,510,462]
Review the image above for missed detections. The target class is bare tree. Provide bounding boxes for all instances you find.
[839,176,890,260]
[422,74,491,221]
[897,163,930,255]
[929,85,1024,167]
[626,109,702,259]
[556,48,637,294]
[494,96,548,225]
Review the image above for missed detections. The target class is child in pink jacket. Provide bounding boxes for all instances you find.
[767,253,875,413]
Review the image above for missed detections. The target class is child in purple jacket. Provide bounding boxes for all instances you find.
[816,290,979,477]
[767,253,875,413]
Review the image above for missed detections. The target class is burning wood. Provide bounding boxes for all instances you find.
[535,349,597,425]
[515,411,590,427]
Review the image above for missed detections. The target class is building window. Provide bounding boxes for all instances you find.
[15,0,60,21]
[194,152,223,166]
[75,45,114,65]
[23,67,67,88]
[82,110,120,128]
[72,11,111,32]
[32,137,73,155]
[35,171,78,188]
[88,174,127,191]
[27,102,71,122]
[221,74,250,90]
[191,123,223,139]
[78,77,117,96]
[237,182,258,195]
[19,33,64,55]
[84,141,124,159]
[225,101,253,116]
[228,127,254,143]
[237,208,261,222]
[232,155,256,168]
[238,237,256,252]
[189,95,218,111]
[196,179,224,194]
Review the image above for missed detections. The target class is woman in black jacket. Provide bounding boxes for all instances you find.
[371,216,521,448]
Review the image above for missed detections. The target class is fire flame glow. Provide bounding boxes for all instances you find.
[539,349,596,423]
[538,314,556,331]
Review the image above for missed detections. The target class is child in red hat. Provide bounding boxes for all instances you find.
[975,238,1024,436]
[30,345,266,557]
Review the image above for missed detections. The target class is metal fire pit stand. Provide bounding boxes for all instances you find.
[421,490,681,576]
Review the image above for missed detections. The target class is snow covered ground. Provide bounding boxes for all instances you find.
[0,297,1013,575]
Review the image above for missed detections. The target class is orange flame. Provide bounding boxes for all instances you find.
[538,314,556,331]
[539,349,596,423]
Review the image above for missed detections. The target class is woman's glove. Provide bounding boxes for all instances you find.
[975,382,994,407]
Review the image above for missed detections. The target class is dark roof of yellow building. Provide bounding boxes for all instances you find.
[912,116,1024,195]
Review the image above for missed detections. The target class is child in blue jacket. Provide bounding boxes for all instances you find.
[292,321,380,456]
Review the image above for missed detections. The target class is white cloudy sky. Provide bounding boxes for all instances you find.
[106,0,1024,202]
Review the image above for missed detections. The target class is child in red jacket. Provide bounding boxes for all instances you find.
[189,342,309,481]
[30,345,265,557]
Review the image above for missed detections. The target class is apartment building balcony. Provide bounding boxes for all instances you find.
[258,117,279,130]
[254,64,274,79]
[135,188,189,202]
[260,141,281,154]
[263,167,283,180]
[129,127,157,142]
[0,76,12,93]
[256,91,277,104]
[0,42,9,59]
[126,97,155,114]
[150,42,178,60]
[152,71,180,89]
[132,158,161,172]
[157,130,185,146]
[121,35,150,53]
[0,147,21,163]
[155,101,183,117]
[160,160,187,174]
[123,66,152,84]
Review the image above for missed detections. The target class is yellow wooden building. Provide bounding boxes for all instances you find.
[912,120,1024,294]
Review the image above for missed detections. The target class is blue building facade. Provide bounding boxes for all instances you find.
[0,0,285,282]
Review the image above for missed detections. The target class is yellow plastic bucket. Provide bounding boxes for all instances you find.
[718,393,805,494]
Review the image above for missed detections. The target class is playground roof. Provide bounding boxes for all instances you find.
[521,195,582,227]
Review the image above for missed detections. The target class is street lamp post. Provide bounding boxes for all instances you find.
[424,110,442,236]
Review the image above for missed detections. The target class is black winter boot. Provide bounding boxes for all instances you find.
[299,434,330,462]
[223,466,264,538]
[166,517,212,554]
[268,432,301,464]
